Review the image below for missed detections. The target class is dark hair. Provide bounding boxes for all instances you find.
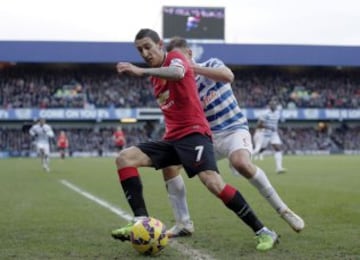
[166,36,188,52]
[135,28,161,43]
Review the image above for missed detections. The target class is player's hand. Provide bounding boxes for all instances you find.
[116,62,144,77]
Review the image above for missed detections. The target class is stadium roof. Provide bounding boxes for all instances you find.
[1,41,360,66]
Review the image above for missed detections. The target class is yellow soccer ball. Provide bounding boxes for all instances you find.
[130,217,169,256]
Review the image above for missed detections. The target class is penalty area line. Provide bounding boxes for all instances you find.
[59,179,216,260]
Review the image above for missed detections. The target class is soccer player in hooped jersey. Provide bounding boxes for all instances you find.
[29,118,54,172]
[162,37,304,240]
[111,28,278,251]
[253,97,287,173]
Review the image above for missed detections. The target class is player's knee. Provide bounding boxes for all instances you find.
[115,149,132,167]
[230,151,255,178]
[233,160,254,177]
[199,171,225,195]
[162,165,182,181]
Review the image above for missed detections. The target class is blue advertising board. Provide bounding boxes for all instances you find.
[0,108,358,121]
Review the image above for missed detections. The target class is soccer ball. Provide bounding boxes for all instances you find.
[130,217,169,256]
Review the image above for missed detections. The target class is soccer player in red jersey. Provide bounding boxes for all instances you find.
[113,126,126,151]
[57,130,69,159]
[111,28,278,251]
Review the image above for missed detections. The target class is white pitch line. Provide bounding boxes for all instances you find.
[60,179,216,260]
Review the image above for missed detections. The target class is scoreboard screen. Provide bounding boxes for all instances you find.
[163,6,225,42]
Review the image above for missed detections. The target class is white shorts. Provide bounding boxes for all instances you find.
[213,129,253,177]
[36,143,50,155]
[258,131,282,149]
[213,129,253,160]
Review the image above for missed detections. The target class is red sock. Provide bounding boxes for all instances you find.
[218,184,237,204]
[117,167,139,182]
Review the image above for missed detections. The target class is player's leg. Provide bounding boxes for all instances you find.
[271,133,286,173]
[112,146,152,241]
[252,130,263,158]
[39,148,45,166]
[60,148,65,159]
[43,144,51,172]
[179,134,278,251]
[230,152,304,232]
[254,134,270,161]
[112,142,180,241]
[198,170,278,251]
[37,144,48,172]
[162,166,194,237]
[258,147,265,160]
[220,130,304,232]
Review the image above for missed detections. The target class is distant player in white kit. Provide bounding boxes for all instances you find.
[253,97,286,173]
[29,118,54,172]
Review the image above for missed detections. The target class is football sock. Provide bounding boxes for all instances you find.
[274,151,283,170]
[250,167,287,213]
[166,174,191,224]
[117,167,148,217]
[219,184,263,232]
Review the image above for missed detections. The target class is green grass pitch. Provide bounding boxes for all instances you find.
[0,155,359,259]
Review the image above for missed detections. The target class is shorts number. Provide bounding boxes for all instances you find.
[195,145,204,162]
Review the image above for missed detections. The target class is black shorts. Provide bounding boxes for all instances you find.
[137,133,219,178]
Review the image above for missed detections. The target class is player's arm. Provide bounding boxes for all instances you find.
[191,63,234,83]
[116,62,184,80]
[46,127,55,138]
[143,65,184,80]
[29,126,36,136]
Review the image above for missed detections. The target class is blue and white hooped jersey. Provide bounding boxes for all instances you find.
[196,58,248,134]
[258,108,282,136]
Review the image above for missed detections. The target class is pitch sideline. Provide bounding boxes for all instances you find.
[60,179,216,260]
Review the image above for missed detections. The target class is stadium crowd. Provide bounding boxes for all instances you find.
[0,65,359,156]
[1,66,359,109]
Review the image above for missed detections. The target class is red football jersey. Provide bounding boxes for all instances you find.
[150,50,211,140]
[57,135,69,148]
[114,130,125,146]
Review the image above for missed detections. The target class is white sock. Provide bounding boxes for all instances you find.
[166,174,191,224]
[41,157,46,167]
[274,151,283,171]
[249,167,287,213]
[133,216,147,222]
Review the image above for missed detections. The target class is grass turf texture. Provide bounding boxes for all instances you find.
[0,155,359,259]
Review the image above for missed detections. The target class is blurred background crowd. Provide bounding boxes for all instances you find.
[1,65,359,109]
[0,64,359,156]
